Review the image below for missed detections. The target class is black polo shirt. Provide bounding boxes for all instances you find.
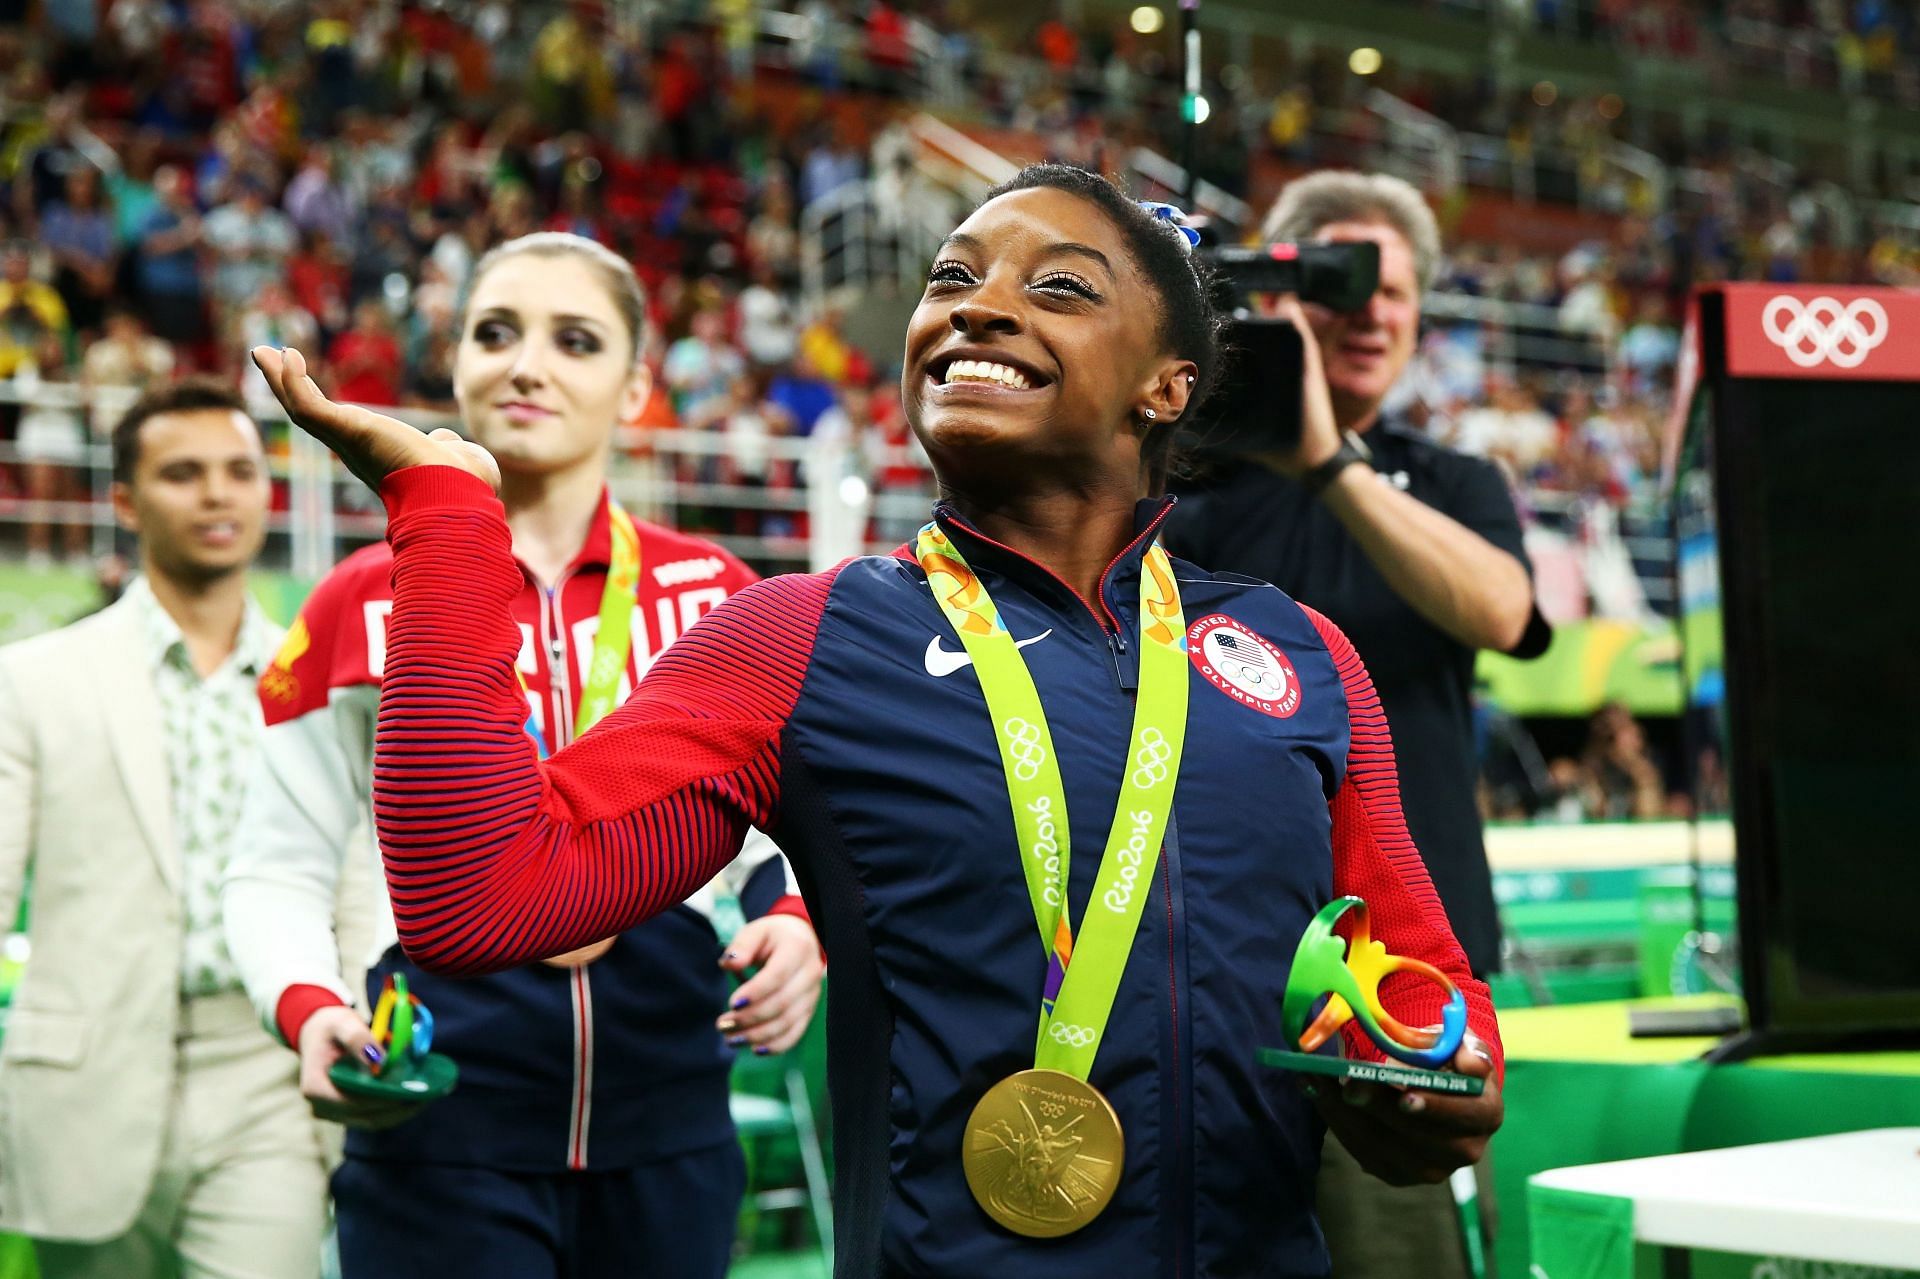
[1167,419,1548,977]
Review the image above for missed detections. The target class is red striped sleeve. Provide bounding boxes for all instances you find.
[371,466,834,976]
[1300,604,1505,1085]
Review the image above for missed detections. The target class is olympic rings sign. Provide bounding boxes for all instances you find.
[1761,295,1889,369]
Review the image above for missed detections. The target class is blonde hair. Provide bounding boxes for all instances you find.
[1259,171,1442,294]
[458,231,648,360]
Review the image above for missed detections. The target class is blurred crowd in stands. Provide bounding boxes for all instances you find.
[1398,0,1920,105]
[0,0,1906,612]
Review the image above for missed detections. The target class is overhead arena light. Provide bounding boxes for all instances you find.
[1349,47,1382,76]
[1130,5,1165,35]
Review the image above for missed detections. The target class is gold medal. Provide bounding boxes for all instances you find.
[962,1069,1125,1237]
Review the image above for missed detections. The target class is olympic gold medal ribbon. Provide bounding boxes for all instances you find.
[915,521,1189,1078]
[574,500,642,737]
[919,519,1189,1237]
[1280,897,1468,1070]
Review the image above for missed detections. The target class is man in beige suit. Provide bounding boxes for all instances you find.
[0,379,366,1278]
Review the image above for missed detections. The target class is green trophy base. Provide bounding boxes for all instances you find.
[1257,1047,1485,1096]
[328,1052,459,1103]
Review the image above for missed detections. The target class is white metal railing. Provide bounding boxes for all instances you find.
[905,113,1017,197]
[1365,89,1464,198]
[1125,147,1256,237]
[1598,140,1671,214]
[797,176,955,309]
[1421,291,1617,379]
[797,115,1005,308]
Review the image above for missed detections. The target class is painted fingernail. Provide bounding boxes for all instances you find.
[1400,1092,1426,1114]
[723,951,738,962]
[361,1044,385,1067]
[731,995,751,1010]
[754,1046,770,1056]
[718,1017,738,1033]
[727,1035,747,1047]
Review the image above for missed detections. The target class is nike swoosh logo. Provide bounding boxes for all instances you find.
[923,630,1053,677]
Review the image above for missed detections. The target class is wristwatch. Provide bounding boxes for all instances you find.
[1302,429,1374,497]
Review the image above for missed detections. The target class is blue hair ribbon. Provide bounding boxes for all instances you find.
[1138,200,1201,250]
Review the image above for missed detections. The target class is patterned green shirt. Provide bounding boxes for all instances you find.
[128,577,278,999]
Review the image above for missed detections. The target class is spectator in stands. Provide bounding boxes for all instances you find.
[235,281,320,409]
[14,331,89,564]
[346,195,419,307]
[766,347,838,436]
[326,300,403,408]
[796,299,871,386]
[663,300,745,422]
[1560,700,1668,820]
[429,205,492,296]
[745,173,800,286]
[0,241,70,381]
[101,129,164,252]
[82,305,175,432]
[1617,293,1681,393]
[42,165,118,335]
[1453,372,1559,480]
[737,259,798,368]
[282,145,355,246]
[0,378,355,1278]
[133,165,208,355]
[203,176,297,332]
[1556,246,1620,357]
[1169,170,1548,1279]
[799,129,862,208]
[286,229,352,339]
[11,89,114,224]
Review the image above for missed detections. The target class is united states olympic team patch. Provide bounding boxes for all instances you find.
[1186,615,1301,718]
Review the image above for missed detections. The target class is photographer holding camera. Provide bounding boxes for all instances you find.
[1170,171,1548,1277]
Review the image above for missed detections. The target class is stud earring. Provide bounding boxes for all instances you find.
[1143,409,1157,421]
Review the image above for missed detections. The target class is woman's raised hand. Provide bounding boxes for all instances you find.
[251,346,500,495]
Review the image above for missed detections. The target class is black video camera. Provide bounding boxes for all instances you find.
[1202,241,1380,315]
[1180,240,1381,458]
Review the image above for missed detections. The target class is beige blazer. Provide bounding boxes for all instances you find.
[0,591,374,1241]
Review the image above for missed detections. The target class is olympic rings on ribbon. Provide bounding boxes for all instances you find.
[1131,726,1173,788]
[1761,295,1888,369]
[1003,717,1047,781]
[1048,1022,1098,1048]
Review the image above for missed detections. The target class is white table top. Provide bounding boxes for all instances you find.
[1530,1128,1920,1268]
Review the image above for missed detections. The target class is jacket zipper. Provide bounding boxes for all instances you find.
[568,965,594,1170]
[541,572,597,1172]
